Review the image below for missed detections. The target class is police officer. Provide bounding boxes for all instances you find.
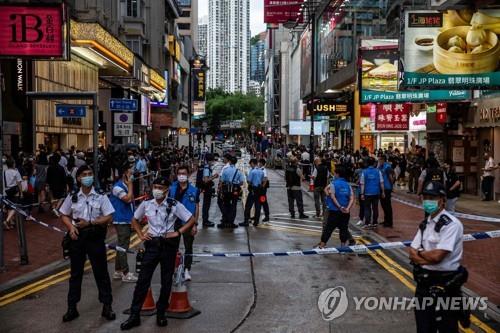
[59,165,116,322]
[240,158,264,227]
[409,181,468,333]
[218,156,243,228]
[317,166,354,248]
[378,155,395,228]
[359,157,385,229]
[201,154,218,227]
[217,154,231,226]
[258,158,270,222]
[121,177,196,330]
[169,165,199,281]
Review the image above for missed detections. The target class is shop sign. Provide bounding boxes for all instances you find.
[436,102,447,124]
[306,101,349,116]
[193,101,206,118]
[0,3,68,59]
[264,0,304,24]
[479,105,500,123]
[401,9,500,89]
[361,90,470,103]
[409,111,427,131]
[114,123,133,137]
[360,134,375,153]
[467,96,500,127]
[193,68,206,102]
[375,103,410,131]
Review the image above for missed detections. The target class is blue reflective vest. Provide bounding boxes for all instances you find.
[379,162,393,190]
[363,167,382,196]
[325,178,351,211]
[169,181,199,215]
[110,180,134,224]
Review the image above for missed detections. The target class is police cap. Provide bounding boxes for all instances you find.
[153,176,170,188]
[422,181,446,197]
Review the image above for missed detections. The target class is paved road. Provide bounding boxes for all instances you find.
[0,165,497,332]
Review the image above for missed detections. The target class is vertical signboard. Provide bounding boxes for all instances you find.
[0,3,69,59]
[193,68,206,102]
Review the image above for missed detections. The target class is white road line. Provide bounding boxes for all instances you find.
[264,223,321,233]
[273,216,323,224]
[269,220,323,229]
[271,211,316,217]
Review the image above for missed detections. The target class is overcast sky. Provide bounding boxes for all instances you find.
[198,0,267,37]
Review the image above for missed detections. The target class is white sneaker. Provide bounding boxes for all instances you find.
[356,220,364,226]
[122,272,138,283]
[112,271,124,280]
[184,269,192,281]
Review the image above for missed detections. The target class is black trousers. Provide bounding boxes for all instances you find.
[321,210,350,244]
[244,190,261,224]
[358,196,365,221]
[260,187,270,218]
[222,196,238,225]
[414,284,460,333]
[130,237,180,314]
[287,189,304,215]
[182,231,194,270]
[68,229,112,307]
[202,188,213,223]
[482,176,495,201]
[363,195,379,225]
[217,193,225,222]
[380,189,393,226]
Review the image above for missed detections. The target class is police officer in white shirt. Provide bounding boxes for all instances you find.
[409,181,469,333]
[121,176,196,330]
[59,165,116,323]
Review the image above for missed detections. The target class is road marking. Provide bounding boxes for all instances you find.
[271,211,316,217]
[357,238,494,333]
[0,234,142,308]
[269,220,323,230]
[273,216,323,224]
[258,224,320,236]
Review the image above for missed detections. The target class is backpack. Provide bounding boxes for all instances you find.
[424,168,445,185]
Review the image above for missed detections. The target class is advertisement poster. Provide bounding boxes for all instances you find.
[300,29,312,98]
[360,39,471,102]
[360,134,375,153]
[264,0,304,24]
[375,103,410,131]
[401,9,500,89]
[0,4,67,59]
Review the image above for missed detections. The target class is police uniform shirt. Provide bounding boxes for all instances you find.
[133,198,192,237]
[247,167,264,187]
[221,165,243,185]
[59,188,115,222]
[261,167,267,178]
[410,210,463,271]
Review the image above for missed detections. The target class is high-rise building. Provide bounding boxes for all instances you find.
[207,0,250,93]
[176,0,198,56]
[197,15,208,57]
[250,31,266,84]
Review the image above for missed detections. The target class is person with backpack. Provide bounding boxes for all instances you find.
[312,157,329,219]
[360,157,385,229]
[285,157,308,219]
[378,155,395,228]
[109,163,137,283]
[444,160,461,213]
[199,154,218,227]
[417,157,447,197]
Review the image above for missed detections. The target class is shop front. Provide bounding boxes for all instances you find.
[465,94,500,197]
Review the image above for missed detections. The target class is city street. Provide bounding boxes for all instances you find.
[0,165,498,332]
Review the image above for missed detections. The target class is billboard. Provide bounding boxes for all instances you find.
[401,9,500,89]
[289,121,327,135]
[193,68,206,102]
[300,29,312,98]
[360,38,471,103]
[0,3,68,59]
[264,0,304,24]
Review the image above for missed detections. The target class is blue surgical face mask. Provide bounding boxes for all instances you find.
[81,176,94,187]
[423,200,440,214]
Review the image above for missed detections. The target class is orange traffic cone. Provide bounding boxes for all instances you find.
[309,178,315,192]
[123,287,157,316]
[166,252,201,319]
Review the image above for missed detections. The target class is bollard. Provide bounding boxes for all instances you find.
[15,211,29,265]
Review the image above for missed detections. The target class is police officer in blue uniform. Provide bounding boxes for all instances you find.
[218,156,243,228]
[169,165,199,281]
[317,166,354,248]
[409,181,469,333]
[201,154,218,227]
[59,165,116,322]
[120,177,196,330]
[258,158,270,222]
[240,158,264,227]
[378,155,395,228]
[360,157,385,229]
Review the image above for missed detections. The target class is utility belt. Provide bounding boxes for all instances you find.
[61,224,107,259]
[248,185,263,194]
[221,182,241,198]
[413,264,468,291]
[144,235,180,250]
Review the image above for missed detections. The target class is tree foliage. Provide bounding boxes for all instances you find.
[204,88,264,135]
